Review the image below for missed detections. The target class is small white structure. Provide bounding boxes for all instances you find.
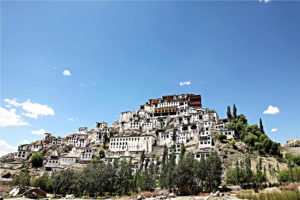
[109,135,154,153]
[219,130,235,139]
[194,151,210,161]
[31,142,43,152]
[80,148,95,161]
[17,144,31,159]
[104,156,118,165]
[199,135,213,148]
[78,127,88,135]
[68,134,88,147]
[52,137,63,145]
[45,155,61,172]
[95,122,108,131]
[60,148,77,166]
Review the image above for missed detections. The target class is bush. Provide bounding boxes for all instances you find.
[99,149,105,159]
[218,134,227,141]
[12,171,31,186]
[31,153,44,168]
[277,166,300,183]
[31,173,52,192]
[285,153,300,166]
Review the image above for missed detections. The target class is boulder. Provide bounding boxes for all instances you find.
[23,188,47,198]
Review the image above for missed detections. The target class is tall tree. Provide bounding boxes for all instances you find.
[179,143,186,161]
[259,118,265,134]
[227,105,232,120]
[140,150,145,171]
[233,104,237,119]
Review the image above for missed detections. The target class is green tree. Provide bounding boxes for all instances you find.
[99,148,105,159]
[206,152,222,192]
[233,104,237,119]
[259,118,265,134]
[218,134,227,142]
[12,171,31,186]
[227,105,232,120]
[31,153,44,168]
[179,143,186,161]
[174,154,197,195]
[31,173,52,192]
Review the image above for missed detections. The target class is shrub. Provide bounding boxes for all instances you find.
[31,173,52,192]
[12,171,31,186]
[31,153,44,168]
[99,149,105,159]
[218,134,227,141]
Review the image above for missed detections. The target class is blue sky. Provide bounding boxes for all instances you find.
[1,1,300,155]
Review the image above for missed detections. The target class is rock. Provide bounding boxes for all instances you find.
[137,194,144,200]
[23,188,47,198]
[169,193,176,198]
[143,192,152,198]
[65,194,75,199]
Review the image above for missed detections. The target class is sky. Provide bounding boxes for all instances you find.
[1,0,300,156]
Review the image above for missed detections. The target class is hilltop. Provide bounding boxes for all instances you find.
[0,94,298,192]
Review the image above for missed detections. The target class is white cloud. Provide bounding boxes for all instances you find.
[263,105,280,115]
[68,117,75,122]
[0,140,17,157]
[6,105,11,108]
[5,98,55,119]
[4,98,21,107]
[0,107,29,127]
[23,139,29,144]
[62,70,71,76]
[179,81,191,86]
[32,129,46,135]
[259,0,270,3]
[271,128,278,132]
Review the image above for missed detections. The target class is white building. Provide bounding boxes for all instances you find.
[199,135,213,148]
[78,127,88,135]
[109,135,154,153]
[104,156,118,165]
[219,130,235,140]
[16,144,31,160]
[194,151,210,161]
[60,148,77,166]
[80,148,95,161]
[52,137,63,145]
[45,155,61,172]
[95,122,108,131]
[67,134,88,147]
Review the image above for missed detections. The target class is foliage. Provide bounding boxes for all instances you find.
[226,105,281,156]
[99,149,105,159]
[277,166,300,183]
[285,153,300,166]
[137,162,156,191]
[226,155,267,188]
[217,134,227,142]
[31,153,44,168]
[31,173,52,192]
[12,171,31,186]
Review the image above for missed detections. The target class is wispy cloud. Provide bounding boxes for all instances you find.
[263,105,280,115]
[5,98,55,119]
[271,128,278,132]
[179,81,191,86]
[68,117,75,122]
[32,129,46,135]
[259,0,270,3]
[0,107,29,127]
[23,139,29,144]
[0,140,17,157]
[62,70,71,76]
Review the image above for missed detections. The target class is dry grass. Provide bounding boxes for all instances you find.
[237,190,300,200]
